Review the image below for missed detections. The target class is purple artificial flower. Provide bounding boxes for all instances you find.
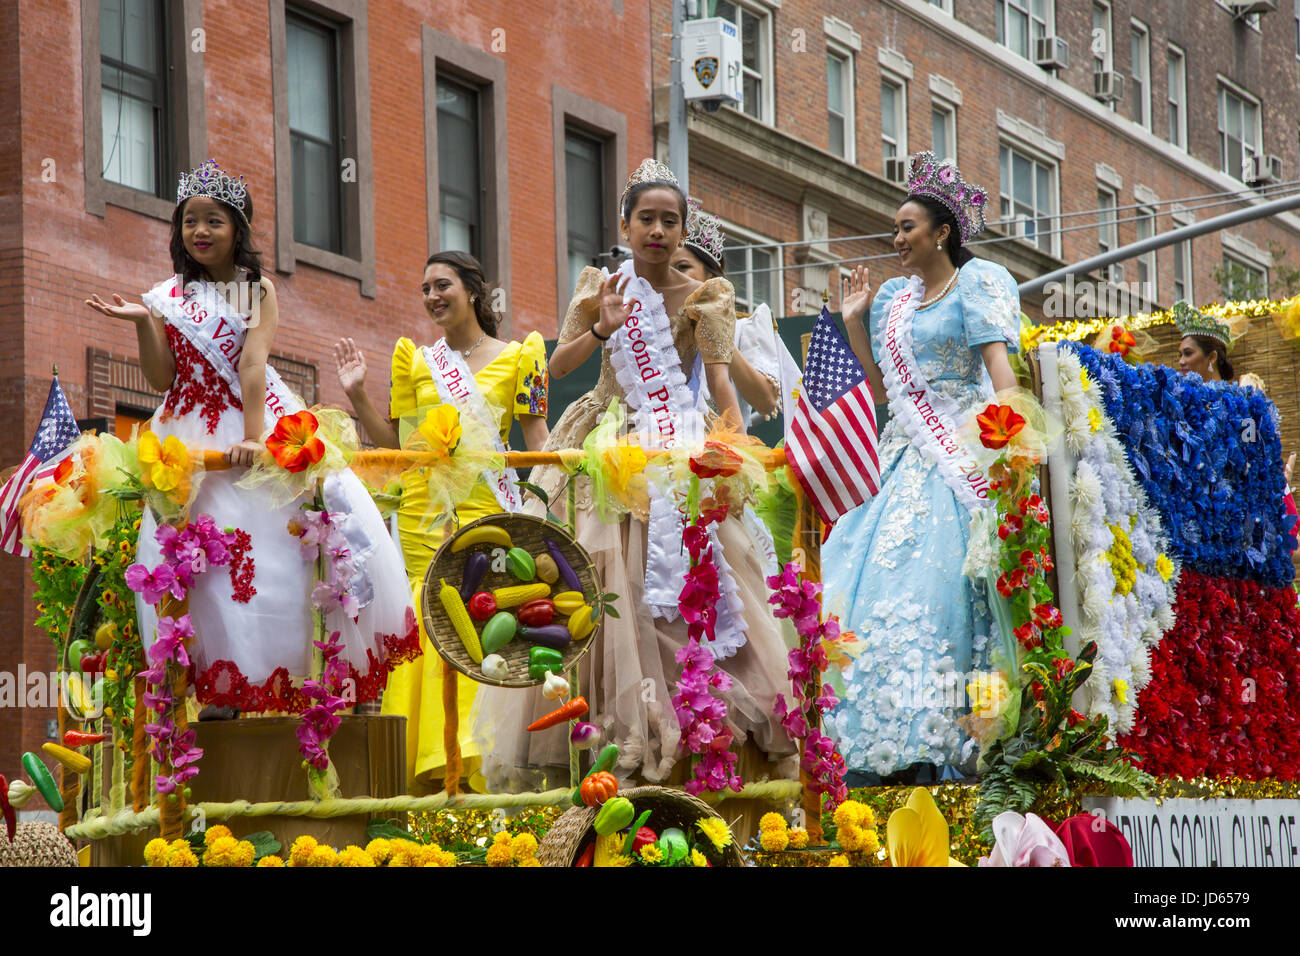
[125,562,180,606]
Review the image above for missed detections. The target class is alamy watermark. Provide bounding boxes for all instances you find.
[1041,275,1156,320]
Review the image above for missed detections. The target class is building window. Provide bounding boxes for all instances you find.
[564,129,606,294]
[995,0,1051,59]
[1167,45,1187,149]
[1097,186,1118,280]
[714,1,773,124]
[435,76,483,260]
[1173,240,1192,302]
[881,76,907,168]
[1218,82,1262,180]
[931,99,956,163]
[723,224,782,315]
[1135,206,1157,299]
[1129,21,1150,129]
[826,48,854,161]
[999,142,1058,256]
[1221,252,1267,300]
[1092,3,1114,113]
[99,0,170,196]
[272,0,376,296]
[287,12,344,254]
[929,0,953,13]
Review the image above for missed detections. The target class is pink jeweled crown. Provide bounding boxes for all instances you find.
[905,150,987,244]
[683,197,727,270]
[177,159,250,221]
[621,157,681,210]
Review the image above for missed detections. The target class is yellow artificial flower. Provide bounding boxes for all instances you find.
[364,837,393,865]
[601,440,647,499]
[289,835,319,867]
[425,846,458,868]
[861,829,881,854]
[1087,406,1103,434]
[638,843,665,864]
[233,841,256,868]
[138,431,190,493]
[1079,366,1091,391]
[827,854,850,867]
[510,832,539,862]
[308,844,339,867]
[492,830,512,845]
[203,824,233,845]
[517,857,542,868]
[690,849,709,868]
[966,672,1010,719]
[1156,553,1174,582]
[886,788,966,867]
[788,827,809,849]
[759,812,786,833]
[389,840,424,867]
[256,855,285,867]
[203,835,241,867]
[418,404,463,459]
[486,842,515,867]
[696,817,733,851]
[760,828,789,852]
[143,837,169,867]
[593,833,632,867]
[167,843,198,868]
[833,799,874,831]
[338,845,376,867]
[1114,677,1130,705]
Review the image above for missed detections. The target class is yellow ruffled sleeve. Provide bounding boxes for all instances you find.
[684,276,737,364]
[388,336,418,420]
[513,330,549,418]
[558,267,607,344]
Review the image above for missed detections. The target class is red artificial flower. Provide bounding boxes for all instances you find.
[1107,325,1137,356]
[1018,549,1038,572]
[1067,709,1086,727]
[995,567,1028,598]
[689,441,743,479]
[976,403,1027,450]
[1013,621,1042,649]
[1034,603,1065,629]
[1030,681,1045,702]
[266,410,325,473]
[1053,656,1075,680]
[997,514,1024,540]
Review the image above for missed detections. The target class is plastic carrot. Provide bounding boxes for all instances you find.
[63,730,107,747]
[526,696,588,732]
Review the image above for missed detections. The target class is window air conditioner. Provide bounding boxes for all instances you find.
[1093,70,1125,102]
[883,157,909,184]
[1033,36,1069,70]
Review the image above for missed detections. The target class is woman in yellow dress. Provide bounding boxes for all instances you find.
[333,250,549,790]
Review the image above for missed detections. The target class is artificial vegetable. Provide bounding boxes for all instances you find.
[505,547,536,582]
[518,624,571,650]
[458,551,490,602]
[552,591,586,615]
[0,774,14,843]
[528,646,564,680]
[543,538,583,592]
[63,730,107,747]
[467,591,498,622]
[568,605,596,641]
[575,842,595,867]
[517,598,555,628]
[658,827,689,863]
[66,639,93,672]
[621,809,654,855]
[480,654,510,681]
[493,582,551,609]
[62,672,95,720]
[439,578,483,663]
[452,525,512,552]
[571,743,620,805]
[526,696,588,732]
[534,552,559,584]
[480,612,518,655]
[592,796,635,836]
[570,722,600,749]
[579,770,618,807]
[5,779,35,809]
[20,752,63,813]
[542,670,570,701]
[94,621,117,650]
[42,742,92,775]
[80,651,106,677]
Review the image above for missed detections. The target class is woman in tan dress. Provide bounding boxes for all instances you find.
[470,161,796,817]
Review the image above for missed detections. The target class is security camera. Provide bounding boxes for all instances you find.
[607,245,632,260]
[697,99,724,114]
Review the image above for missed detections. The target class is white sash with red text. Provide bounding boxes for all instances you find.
[142,275,298,427]
[424,338,522,514]
[879,275,994,511]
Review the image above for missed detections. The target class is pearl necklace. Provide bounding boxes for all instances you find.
[918,269,959,309]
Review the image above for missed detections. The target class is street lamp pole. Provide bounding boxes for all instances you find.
[670,0,691,194]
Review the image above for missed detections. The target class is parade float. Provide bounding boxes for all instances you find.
[5,291,1300,868]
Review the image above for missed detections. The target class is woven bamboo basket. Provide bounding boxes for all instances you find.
[537,785,747,867]
[422,512,602,688]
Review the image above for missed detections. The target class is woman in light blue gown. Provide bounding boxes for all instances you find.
[823,152,1021,783]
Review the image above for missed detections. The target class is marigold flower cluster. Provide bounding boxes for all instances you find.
[832,800,880,854]
[486,829,542,867]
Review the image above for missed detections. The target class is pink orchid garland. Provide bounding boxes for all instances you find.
[125,514,240,796]
[671,504,743,796]
[766,561,848,809]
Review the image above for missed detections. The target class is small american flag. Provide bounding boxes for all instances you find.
[786,307,880,525]
[0,376,81,556]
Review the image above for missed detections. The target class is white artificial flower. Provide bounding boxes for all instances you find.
[866,740,900,776]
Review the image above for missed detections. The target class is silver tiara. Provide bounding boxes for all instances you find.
[177,159,250,221]
[905,151,987,243]
[684,197,726,269]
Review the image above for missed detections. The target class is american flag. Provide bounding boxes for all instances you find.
[0,376,81,556]
[786,307,879,525]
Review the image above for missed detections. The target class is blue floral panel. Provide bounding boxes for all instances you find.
[1069,344,1295,587]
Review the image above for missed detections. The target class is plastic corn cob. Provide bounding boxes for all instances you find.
[439,578,483,663]
[492,582,551,609]
[42,742,92,775]
[451,525,512,552]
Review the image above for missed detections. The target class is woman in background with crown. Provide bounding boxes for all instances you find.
[85,160,417,719]
[332,250,550,791]
[471,160,796,820]
[821,151,1022,785]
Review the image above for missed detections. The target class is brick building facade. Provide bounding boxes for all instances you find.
[0,0,651,784]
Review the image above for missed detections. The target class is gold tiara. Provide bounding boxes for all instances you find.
[620,158,681,210]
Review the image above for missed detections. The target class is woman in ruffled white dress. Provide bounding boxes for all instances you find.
[86,161,416,717]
